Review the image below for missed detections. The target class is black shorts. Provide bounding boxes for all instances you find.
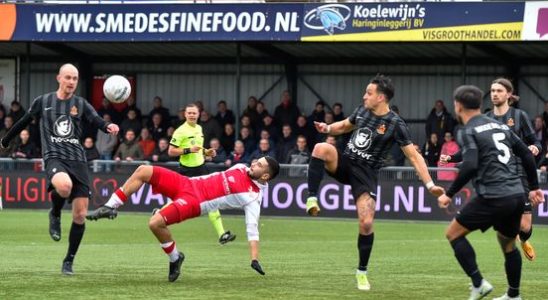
[178,164,208,177]
[45,159,91,202]
[327,152,377,200]
[520,176,532,214]
[456,194,525,238]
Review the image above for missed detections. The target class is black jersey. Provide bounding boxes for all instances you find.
[344,106,412,170]
[486,107,541,177]
[455,115,524,198]
[28,92,108,162]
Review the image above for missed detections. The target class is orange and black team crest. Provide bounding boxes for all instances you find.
[376,123,386,134]
[70,105,78,116]
[507,118,514,127]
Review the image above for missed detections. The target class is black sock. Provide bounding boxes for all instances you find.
[51,191,66,218]
[504,249,521,298]
[358,233,374,271]
[450,236,483,288]
[64,222,85,263]
[307,157,325,197]
[518,226,532,242]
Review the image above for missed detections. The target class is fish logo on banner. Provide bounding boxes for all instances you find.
[304,4,351,35]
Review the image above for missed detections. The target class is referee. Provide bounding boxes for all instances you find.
[168,103,236,244]
[0,63,120,275]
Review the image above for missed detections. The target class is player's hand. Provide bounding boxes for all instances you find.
[437,194,451,208]
[428,185,445,197]
[106,123,120,135]
[529,189,545,206]
[528,145,540,156]
[250,259,265,275]
[439,154,451,165]
[190,145,202,153]
[204,148,217,157]
[314,121,330,134]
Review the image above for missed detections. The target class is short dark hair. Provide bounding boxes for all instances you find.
[370,74,395,101]
[264,156,280,180]
[453,85,483,109]
[186,103,199,110]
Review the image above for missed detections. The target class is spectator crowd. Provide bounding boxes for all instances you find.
[2,92,548,175]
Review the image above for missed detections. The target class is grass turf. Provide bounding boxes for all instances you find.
[0,209,546,299]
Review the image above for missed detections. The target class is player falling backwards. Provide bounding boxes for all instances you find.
[0,63,120,275]
[304,74,444,291]
[441,78,541,261]
[87,156,279,282]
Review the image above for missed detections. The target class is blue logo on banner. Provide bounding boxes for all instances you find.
[304,4,351,35]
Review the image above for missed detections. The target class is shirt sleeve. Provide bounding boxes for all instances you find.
[170,126,185,148]
[347,106,361,125]
[28,96,43,118]
[446,128,478,198]
[518,110,542,151]
[83,100,109,132]
[394,117,413,147]
[243,199,261,241]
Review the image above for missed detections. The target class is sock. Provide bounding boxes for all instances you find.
[358,233,374,271]
[450,237,483,288]
[504,249,522,298]
[105,188,127,208]
[64,222,85,263]
[208,210,225,237]
[518,226,532,242]
[307,157,325,197]
[51,191,66,218]
[161,241,180,262]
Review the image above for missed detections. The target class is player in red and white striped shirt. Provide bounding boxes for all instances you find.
[87,156,279,282]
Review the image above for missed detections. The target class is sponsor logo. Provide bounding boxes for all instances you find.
[304,4,351,35]
[376,123,386,134]
[538,8,548,38]
[53,115,73,138]
[44,107,53,111]
[354,128,373,150]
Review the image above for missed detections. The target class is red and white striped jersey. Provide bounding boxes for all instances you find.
[190,164,266,241]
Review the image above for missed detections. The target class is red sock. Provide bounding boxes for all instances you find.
[115,188,128,203]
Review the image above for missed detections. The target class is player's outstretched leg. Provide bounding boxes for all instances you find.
[306,143,338,216]
[149,208,185,282]
[87,165,154,221]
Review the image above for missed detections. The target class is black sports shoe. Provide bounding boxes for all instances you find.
[168,252,185,282]
[86,206,118,221]
[62,261,74,275]
[219,231,236,245]
[49,209,61,242]
[151,208,160,216]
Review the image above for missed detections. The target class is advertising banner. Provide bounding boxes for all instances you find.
[2,171,548,224]
[0,2,532,42]
[0,3,302,41]
[301,2,524,42]
[522,1,548,41]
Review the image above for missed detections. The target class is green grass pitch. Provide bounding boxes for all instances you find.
[0,210,546,299]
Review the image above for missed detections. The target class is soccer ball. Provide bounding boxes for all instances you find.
[103,75,131,103]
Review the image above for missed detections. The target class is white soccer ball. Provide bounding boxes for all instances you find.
[103,75,131,103]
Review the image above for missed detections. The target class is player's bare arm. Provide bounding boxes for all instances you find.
[314,118,354,135]
[401,144,444,197]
